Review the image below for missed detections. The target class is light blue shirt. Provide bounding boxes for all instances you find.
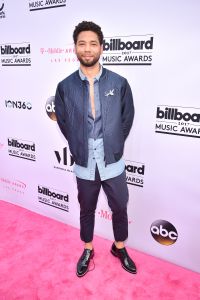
[74,66,125,181]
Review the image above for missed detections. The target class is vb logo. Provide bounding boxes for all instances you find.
[150,220,178,246]
[54,147,74,166]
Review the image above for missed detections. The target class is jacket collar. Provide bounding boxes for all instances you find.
[76,66,107,81]
[79,65,103,81]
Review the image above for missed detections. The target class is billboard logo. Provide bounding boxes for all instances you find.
[29,0,67,11]
[7,138,36,161]
[0,43,31,66]
[125,160,145,187]
[38,185,69,212]
[155,105,200,138]
[102,35,153,66]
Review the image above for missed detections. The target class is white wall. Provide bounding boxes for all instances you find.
[1,0,200,273]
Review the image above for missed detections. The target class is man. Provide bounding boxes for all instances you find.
[55,21,137,277]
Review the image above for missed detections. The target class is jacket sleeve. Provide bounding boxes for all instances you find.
[55,83,68,141]
[121,79,135,140]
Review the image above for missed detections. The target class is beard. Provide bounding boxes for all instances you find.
[77,54,100,67]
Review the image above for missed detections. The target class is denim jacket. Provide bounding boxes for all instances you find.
[55,67,134,167]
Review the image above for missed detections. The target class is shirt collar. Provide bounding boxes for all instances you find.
[79,64,102,81]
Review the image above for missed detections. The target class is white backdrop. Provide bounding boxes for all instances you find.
[1,0,200,273]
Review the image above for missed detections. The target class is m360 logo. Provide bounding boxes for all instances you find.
[102,34,153,66]
[5,100,32,110]
[155,105,200,138]
[150,220,178,246]
[0,43,31,66]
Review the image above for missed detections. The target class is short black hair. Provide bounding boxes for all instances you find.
[73,21,104,45]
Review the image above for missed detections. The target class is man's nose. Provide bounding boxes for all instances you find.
[84,44,91,51]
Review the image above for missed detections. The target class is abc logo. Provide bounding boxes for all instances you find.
[45,96,57,121]
[150,220,178,246]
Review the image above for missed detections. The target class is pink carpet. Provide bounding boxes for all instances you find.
[0,200,200,300]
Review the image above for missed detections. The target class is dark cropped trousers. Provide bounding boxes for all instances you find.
[76,166,129,243]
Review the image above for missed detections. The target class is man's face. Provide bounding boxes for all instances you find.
[75,30,103,67]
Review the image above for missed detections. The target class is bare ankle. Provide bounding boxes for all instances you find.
[84,242,93,250]
[115,241,124,249]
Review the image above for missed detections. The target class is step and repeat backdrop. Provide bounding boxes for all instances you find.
[1,0,200,273]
